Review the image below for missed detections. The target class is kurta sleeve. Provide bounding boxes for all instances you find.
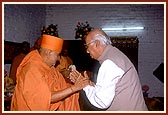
[83,59,124,109]
[21,64,51,110]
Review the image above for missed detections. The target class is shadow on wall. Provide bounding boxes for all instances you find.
[153,62,164,83]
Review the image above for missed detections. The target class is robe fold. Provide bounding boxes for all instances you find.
[10,50,80,111]
[9,53,26,84]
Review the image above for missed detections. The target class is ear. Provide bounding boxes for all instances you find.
[95,40,100,48]
[46,49,52,58]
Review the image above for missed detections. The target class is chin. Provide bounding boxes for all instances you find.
[90,55,95,59]
[90,55,94,59]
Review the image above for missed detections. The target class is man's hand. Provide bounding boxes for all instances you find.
[84,71,95,86]
[69,69,81,83]
[70,70,95,86]
[72,74,90,91]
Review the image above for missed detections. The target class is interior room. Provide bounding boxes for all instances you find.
[3,2,165,111]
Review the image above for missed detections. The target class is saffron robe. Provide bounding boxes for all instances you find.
[56,56,73,72]
[10,50,80,111]
[9,53,26,84]
[56,56,73,82]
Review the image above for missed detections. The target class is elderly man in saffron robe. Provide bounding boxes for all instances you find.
[10,34,89,111]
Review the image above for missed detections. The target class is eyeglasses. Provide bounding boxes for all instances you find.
[84,40,96,49]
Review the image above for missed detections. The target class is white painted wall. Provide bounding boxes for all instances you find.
[3,3,165,97]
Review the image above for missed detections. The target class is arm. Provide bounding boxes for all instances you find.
[22,64,89,110]
[51,74,89,103]
[83,60,125,109]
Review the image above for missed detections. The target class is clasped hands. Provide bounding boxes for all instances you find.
[69,70,95,90]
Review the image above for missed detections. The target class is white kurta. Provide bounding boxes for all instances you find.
[83,59,124,109]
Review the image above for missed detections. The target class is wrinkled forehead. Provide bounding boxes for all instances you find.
[85,34,92,42]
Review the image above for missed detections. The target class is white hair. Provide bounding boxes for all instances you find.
[92,34,112,46]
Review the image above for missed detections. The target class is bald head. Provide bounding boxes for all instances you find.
[87,29,106,37]
[86,29,111,46]
[84,29,112,60]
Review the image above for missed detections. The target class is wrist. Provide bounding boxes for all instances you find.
[70,85,77,93]
[70,86,74,93]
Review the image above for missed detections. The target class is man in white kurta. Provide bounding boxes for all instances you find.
[70,29,148,111]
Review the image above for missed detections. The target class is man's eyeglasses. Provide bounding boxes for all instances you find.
[84,40,96,49]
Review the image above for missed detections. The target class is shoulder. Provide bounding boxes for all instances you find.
[102,59,115,66]
[101,59,124,72]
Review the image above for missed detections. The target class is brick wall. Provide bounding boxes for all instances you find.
[4,3,165,97]
[4,4,46,46]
